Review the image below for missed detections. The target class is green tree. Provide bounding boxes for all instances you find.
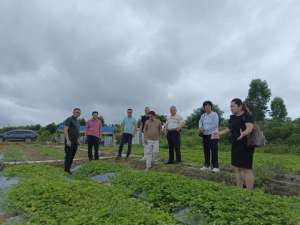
[156,114,167,124]
[270,97,288,121]
[44,123,57,134]
[186,105,224,129]
[245,79,271,121]
[79,118,86,126]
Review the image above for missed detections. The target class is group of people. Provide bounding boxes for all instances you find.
[63,109,102,174]
[63,97,256,190]
[117,106,185,170]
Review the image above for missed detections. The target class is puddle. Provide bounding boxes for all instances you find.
[132,190,149,201]
[91,172,117,184]
[70,165,81,173]
[173,207,203,225]
[0,154,3,171]
[0,176,21,224]
[2,215,24,225]
[0,177,19,191]
[0,177,19,212]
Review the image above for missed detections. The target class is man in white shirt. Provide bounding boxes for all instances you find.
[164,106,185,164]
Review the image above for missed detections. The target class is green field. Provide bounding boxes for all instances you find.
[1,161,299,225]
[0,132,300,225]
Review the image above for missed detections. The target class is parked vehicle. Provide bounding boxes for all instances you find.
[0,130,38,143]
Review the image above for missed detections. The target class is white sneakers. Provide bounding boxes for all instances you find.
[200,166,220,173]
[212,168,220,173]
[200,166,210,171]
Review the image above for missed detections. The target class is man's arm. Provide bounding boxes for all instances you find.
[158,121,162,137]
[64,126,71,146]
[140,119,144,133]
[177,116,185,131]
[120,119,124,135]
[144,121,148,143]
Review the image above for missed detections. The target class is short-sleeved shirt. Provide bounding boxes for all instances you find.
[141,115,150,132]
[86,119,102,138]
[228,112,254,143]
[64,116,80,141]
[122,117,137,135]
[199,112,219,135]
[166,114,184,130]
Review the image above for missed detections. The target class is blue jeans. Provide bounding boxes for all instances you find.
[118,133,133,157]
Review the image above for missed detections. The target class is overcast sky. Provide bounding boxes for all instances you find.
[0,0,299,126]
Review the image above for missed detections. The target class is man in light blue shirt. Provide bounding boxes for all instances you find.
[117,108,137,158]
[199,101,220,172]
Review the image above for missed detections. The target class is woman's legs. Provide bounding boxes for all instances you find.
[210,139,219,169]
[242,169,255,190]
[202,135,211,167]
[233,166,244,188]
[233,167,255,190]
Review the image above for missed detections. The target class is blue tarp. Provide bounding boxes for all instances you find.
[57,123,114,134]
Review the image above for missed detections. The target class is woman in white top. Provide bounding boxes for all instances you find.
[198,101,220,173]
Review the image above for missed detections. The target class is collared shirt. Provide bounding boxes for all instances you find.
[86,119,102,138]
[199,112,219,135]
[122,117,137,135]
[64,116,80,141]
[166,114,184,130]
[144,118,161,141]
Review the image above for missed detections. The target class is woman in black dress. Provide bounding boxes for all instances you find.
[220,98,255,190]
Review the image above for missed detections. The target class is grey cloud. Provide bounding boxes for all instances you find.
[0,0,300,126]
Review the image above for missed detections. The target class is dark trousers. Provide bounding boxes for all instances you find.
[87,135,100,160]
[64,140,78,172]
[118,133,133,157]
[203,135,219,168]
[167,130,181,162]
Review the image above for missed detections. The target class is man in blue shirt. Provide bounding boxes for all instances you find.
[117,108,137,158]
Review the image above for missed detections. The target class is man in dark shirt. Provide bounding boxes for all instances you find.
[64,108,81,174]
[140,106,150,160]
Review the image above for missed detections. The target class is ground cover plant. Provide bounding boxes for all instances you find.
[1,161,299,225]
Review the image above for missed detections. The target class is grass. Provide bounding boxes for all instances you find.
[0,144,24,161]
[0,143,87,162]
[124,144,300,173]
[1,135,300,174]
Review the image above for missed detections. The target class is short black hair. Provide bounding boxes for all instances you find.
[92,111,98,115]
[127,108,133,111]
[203,101,213,108]
[149,111,156,116]
[73,107,81,111]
